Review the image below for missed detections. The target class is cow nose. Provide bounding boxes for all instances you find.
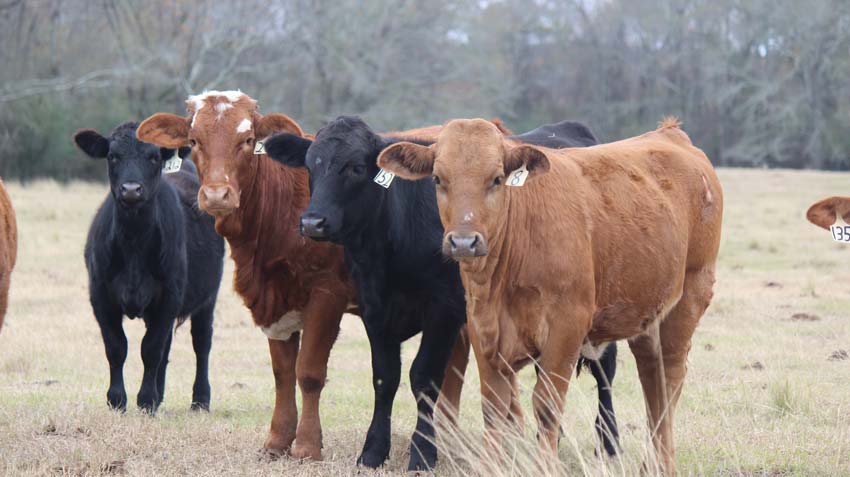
[300,213,328,238]
[445,231,488,258]
[202,186,230,203]
[119,182,143,204]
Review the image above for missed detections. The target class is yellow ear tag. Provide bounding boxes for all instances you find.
[506,163,529,187]
[374,169,396,188]
[162,152,182,174]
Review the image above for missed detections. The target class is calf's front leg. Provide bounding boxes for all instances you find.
[357,318,401,469]
[94,304,128,411]
[138,317,174,413]
[291,292,345,461]
[406,313,464,471]
[263,334,299,456]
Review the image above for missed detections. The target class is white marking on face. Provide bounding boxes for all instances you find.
[224,174,230,182]
[215,101,234,119]
[188,90,245,126]
[260,310,303,341]
[236,118,252,133]
[463,212,474,223]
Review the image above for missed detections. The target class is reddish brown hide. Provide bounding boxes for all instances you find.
[137,91,472,461]
[0,178,16,334]
[379,117,723,474]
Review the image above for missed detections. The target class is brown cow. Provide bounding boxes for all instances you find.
[138,91,355,460]
[378,118,723,474]
[137,91,470,462]
[807,197,850,229]
[0,177,16,334]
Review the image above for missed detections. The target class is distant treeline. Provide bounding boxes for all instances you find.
[1,0,849,180]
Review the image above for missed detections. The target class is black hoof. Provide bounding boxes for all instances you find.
[357,449,389,469]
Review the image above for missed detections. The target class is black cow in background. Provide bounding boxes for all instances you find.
[74,122,224,413]
[264,116,619,470]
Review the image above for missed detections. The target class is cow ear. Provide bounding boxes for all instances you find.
[264,133,312,168]
[137,113,189,149]
[807,196,850,229]
[255,113,304,139]
[504,144,550,181]
[73,129,109,159]
[377,142,435,180]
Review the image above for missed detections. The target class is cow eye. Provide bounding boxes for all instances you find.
[189,139,198,147]
[342,164,366,176]
[432,175,441,186]
[491,176,502,188]
[245,137,254,146]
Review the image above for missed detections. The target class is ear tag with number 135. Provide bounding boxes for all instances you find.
[507,163,529,187]
[162,152,182,174]
[374,169,395,188]
[830,225,850,243]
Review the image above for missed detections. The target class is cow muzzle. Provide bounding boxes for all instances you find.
[119,182,144,206]
[300,212,329,240]
[199,184,239,215]
[444,231,488,258]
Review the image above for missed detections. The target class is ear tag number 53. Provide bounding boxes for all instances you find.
[374,169,395,189]
[830,225,850,243]
[162,152,182,174]
[507,163,529,187]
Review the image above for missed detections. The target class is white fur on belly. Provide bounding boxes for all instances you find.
[580,341,609,361]
[261,311,304,341]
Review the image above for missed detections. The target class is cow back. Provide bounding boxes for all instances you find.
[510,120,598,149]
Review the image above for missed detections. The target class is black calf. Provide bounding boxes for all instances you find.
[75,122,224,413]
[266,117,464,471]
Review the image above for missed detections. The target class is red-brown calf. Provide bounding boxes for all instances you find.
[138,92,355,460]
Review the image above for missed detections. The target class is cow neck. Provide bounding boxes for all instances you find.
[113,190,162,244]
[217,153,308,252]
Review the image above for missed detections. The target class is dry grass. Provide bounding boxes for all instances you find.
[1,168,849,476]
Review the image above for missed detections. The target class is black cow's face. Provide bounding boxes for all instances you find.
[265,116,384,242]
[75,122,182,209]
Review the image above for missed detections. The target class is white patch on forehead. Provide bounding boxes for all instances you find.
[260,311,304,341]
[215,102,234,119]
[463,212,474,223]
[236,118,252,133]
[188,90,245,126]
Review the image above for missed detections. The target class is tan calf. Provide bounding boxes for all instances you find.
[0,178,16,333]
[378,118,723,474]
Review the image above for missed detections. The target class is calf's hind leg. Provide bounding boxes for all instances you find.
[190,305,215,411]
[630,267,714,475]
[591,343,619,456]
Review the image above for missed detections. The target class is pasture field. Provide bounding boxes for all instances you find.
[1,168,849,476]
